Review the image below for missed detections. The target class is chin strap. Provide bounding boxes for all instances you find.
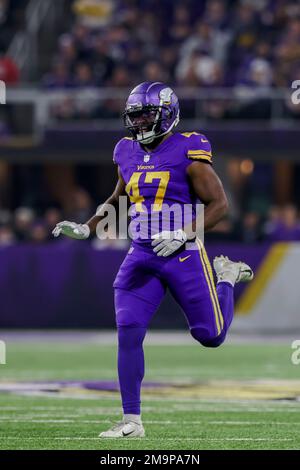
[136,131,156,144]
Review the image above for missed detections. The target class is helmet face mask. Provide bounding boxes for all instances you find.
[124,104,168,144]
[123,82,180,144]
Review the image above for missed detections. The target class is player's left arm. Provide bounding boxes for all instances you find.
[152,161,229,256]
[152,161,229,257]
[186,161,229,234]
[152,134,229,256]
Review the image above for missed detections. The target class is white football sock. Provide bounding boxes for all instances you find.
[124,414,142,424]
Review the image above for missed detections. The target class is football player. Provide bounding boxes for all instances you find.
[53,82,253,438]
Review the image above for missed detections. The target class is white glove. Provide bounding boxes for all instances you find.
[151,229,187,257]
[52,221,90,240]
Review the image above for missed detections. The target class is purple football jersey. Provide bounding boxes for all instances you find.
[113,131,213,246]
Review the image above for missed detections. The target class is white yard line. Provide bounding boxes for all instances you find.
[1,419,300,426]
[0,398,299,406]
[1,406,300,413]
[0,437,295,442]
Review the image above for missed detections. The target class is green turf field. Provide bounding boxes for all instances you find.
[0,336,300,450]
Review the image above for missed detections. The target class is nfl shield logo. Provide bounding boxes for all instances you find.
[144,154,150,163]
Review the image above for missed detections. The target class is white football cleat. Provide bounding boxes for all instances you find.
[213,255,253,286]
[99,420,145,438]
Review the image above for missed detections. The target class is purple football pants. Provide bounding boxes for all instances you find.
[113,240,234,415]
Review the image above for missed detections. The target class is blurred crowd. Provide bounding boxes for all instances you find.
[0,186,127,248]
[43,0,300,120]
[0,0,300,247]
[0,0,25,84]
[0,191,300,246]
[207,204,300,242]
[0,0,27,54]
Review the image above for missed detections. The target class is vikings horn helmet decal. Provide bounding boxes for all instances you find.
[123,82,180,144]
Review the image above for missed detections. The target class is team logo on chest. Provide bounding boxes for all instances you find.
[143,154,150,163]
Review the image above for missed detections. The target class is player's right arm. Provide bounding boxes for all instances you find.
[85,166,126,234]
[52,166,126,239]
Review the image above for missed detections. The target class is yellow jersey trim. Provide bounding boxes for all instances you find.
[181,132,200,138]
[188,155,212,162]
[188,149,212,156]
